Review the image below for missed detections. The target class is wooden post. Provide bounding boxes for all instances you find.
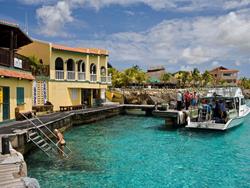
[9,30,14,67]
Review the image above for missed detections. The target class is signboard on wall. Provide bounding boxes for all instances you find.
[14,57,23,69]
[0,87,3,104]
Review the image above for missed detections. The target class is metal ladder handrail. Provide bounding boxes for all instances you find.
[32,114,72,154]
[28,132,51,158]
[20,113,69,158]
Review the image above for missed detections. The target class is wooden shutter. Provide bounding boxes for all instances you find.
[17,87,24,105]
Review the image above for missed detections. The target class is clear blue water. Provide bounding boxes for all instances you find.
[26,114,250,188]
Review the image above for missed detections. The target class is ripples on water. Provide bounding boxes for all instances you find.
[26,112,250,188]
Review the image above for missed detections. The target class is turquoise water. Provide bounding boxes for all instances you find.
[26,114,250,188]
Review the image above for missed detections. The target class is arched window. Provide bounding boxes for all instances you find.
[101,66,106,76]
[90,63,96,74]
[55,57,64,70]
[67,59,75,71]
[78,60,85,72]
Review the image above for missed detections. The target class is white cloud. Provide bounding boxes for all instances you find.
[64,10,250,71]
[19,0,55,5]
[212,61,219,67]
[36,1,74,37]
[33,0,250,37]
[223,0,250,10]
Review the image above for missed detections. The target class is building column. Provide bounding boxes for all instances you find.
[106,56,108,76]
[86,55,90,81]
[64,60,67,80]
[9,30,14,67]
[97,55,100,82]
[75,61,78,81]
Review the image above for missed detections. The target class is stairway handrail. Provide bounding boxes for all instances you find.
[20,113,69,158]
[33,114,72,153]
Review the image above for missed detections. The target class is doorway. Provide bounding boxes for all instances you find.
[81,89,91,107]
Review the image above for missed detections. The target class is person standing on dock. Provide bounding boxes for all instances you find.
[177,90,183,111]
[184,91,192,110]
[54,129,66,156]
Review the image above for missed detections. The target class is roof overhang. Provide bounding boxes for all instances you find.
[0,20,33,49]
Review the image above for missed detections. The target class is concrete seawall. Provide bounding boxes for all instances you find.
[0,105,123,155]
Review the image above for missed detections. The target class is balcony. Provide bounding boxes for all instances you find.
[90,74,97,82]
[0,48,31,71]
[55,70,64,80]
[78,72,86,81]
[67,71,75,80]
[101,75,112,84]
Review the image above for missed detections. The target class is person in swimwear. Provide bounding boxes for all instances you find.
[54,129,66,155]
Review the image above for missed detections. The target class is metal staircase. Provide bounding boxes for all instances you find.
[20,113,72,158]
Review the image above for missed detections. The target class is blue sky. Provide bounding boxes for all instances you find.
[1,0,250,77]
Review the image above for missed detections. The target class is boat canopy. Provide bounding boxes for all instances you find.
[206,87,244,98]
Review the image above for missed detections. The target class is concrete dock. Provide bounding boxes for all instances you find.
[0,138,27,188]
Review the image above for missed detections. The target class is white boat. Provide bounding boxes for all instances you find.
[186,87,250,130]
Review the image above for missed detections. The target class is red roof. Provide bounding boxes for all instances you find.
[210,66,238,73]
[0,69,34,80]
[52,44,109,56]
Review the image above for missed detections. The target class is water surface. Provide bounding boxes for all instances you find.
[26,114,250,188]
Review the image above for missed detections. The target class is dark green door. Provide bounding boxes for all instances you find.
[3,87,10,120]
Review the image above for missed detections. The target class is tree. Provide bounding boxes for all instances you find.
[202,70,213,87]
[239,77,250,89]
[191,68,201,87]
[161,73,171,83]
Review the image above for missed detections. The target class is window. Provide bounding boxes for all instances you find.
[71,89,78,100]
[223,73,232,77]
[17,87,24,105]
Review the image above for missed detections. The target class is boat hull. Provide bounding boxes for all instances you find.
[186,109,250,130]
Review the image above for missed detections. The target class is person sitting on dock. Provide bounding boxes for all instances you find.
[54,129,66,156]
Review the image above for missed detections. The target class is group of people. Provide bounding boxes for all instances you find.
[200,99,227,122]
[176,90,198,111]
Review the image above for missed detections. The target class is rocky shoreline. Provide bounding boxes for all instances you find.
[117,88,250,105]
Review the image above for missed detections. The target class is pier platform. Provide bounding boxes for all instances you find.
[0,138,27,188]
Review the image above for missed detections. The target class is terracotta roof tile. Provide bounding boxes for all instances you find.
[0,69,34,80]
[52,44,108,56]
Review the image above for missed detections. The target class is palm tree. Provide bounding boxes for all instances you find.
[161,73,171,83]
[191,68,201,87]
[202,70,213,87]
[182,71,191,87]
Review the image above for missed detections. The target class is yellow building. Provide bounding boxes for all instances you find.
[18,40,111,111]
[0,21,34,122]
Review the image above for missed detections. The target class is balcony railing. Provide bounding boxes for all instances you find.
[55,70,64,80]
[67,71,75,80]
[0,48,31,71]
[78,72,86,81]
[90,74,97,82]
[107,75,112,84]
[101,76,106,83]
[100,75,112,84]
